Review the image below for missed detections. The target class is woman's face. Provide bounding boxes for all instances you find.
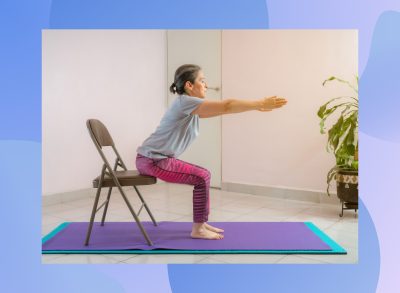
[184,70,207,98]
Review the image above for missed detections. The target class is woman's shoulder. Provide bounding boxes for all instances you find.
[179,94,202,100]
[178,94,204,107]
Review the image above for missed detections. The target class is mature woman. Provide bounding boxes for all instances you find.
[136,64,287,240]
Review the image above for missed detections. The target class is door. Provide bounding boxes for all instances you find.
[167,30,222,188]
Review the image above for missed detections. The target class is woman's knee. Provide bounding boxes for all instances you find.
[205,169,211,182]
[195,169,211,187]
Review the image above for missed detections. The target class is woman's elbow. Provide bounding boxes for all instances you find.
[223,99,233,114]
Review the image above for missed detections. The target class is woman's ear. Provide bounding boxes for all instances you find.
[184,81,192,92]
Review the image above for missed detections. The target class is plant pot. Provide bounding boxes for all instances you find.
[335,169,358,202]
[344,202,358,209]
[335,169,358,217]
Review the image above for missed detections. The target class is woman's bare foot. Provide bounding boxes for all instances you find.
[191,223,224,240]
[204,222,224,233]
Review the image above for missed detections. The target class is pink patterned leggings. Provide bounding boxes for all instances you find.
[135,153,211,223]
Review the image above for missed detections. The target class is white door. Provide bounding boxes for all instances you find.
[167,30,222,188]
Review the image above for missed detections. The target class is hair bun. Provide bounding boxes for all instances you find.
[169,82,178,94]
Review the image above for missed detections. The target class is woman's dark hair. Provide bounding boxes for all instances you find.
[169,64,201,95]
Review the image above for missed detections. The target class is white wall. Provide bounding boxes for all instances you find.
[221,30,357,191]
[42,30,167,195]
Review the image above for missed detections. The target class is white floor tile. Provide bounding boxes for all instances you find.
[212,191,254,203]
[207,208,240,221]
[329,219,359,233]
[282,214,340,230]
[43,254,118,264]
[41,254,68,263]
[276,255,330,264]
[196,253,287,264]
[213,200,265,214]
[120,254,206,264]
[62,197,98,208]
[195,257,230,264]
[230,207,297,222]
[231,214,288,222]
[42,203,79,215]
[323,227,358,249]
[150,202,193,215]
[301,204,358,220]
[297,246,358,264]
[42,215,65,226]
[102,254,141,263]
[49,206,93,220]
[42,223,62,236]
[172,215,194,222]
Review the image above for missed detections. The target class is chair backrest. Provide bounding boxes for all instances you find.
[86,119,114,147]
[86,119,128,172]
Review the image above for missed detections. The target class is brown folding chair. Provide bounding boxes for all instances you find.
[85,119,158,246]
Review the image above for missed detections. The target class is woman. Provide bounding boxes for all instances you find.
[136,64,287,240]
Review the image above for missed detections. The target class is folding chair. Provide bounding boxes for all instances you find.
[85,119,158,246]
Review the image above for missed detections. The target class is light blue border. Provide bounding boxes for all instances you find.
[4,0,395,291]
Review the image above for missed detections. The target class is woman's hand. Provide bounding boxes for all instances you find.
[257,96,287,111]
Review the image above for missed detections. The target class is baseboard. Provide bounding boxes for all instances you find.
[42,188,95,206]
[221,182,340,205]
[43,181,340,206]
[42,181,168,206]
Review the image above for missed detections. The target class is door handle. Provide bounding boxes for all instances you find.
[207,86,220,92]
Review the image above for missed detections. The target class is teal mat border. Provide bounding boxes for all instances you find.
[42,222,70,245]
[304,222,347,254]
[42,221,347,255]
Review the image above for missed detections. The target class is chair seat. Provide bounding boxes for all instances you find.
[93,170,157,188]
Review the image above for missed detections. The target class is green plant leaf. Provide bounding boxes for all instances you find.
[322,76,336,86]
[326,166,338,197]
[322,76,358,94]
[319,75,359,194]
[317,106,327,120]
[327,116,343,152]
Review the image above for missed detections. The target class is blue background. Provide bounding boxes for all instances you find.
[1,0,399,292]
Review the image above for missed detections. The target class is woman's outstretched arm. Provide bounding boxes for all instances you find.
[191,96,287,118]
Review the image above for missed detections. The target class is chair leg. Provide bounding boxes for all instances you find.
[133,185,158,226]
[84,185,102,246]
[117,186,154,246]
[100,187,113,226]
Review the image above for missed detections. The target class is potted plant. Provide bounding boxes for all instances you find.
[317,75,358,217]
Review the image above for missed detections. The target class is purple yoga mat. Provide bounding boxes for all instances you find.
[42,221,332,251]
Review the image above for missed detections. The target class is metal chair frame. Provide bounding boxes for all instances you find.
[85,119,158,246]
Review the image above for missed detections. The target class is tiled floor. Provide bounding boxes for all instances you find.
[42,183,358,264]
